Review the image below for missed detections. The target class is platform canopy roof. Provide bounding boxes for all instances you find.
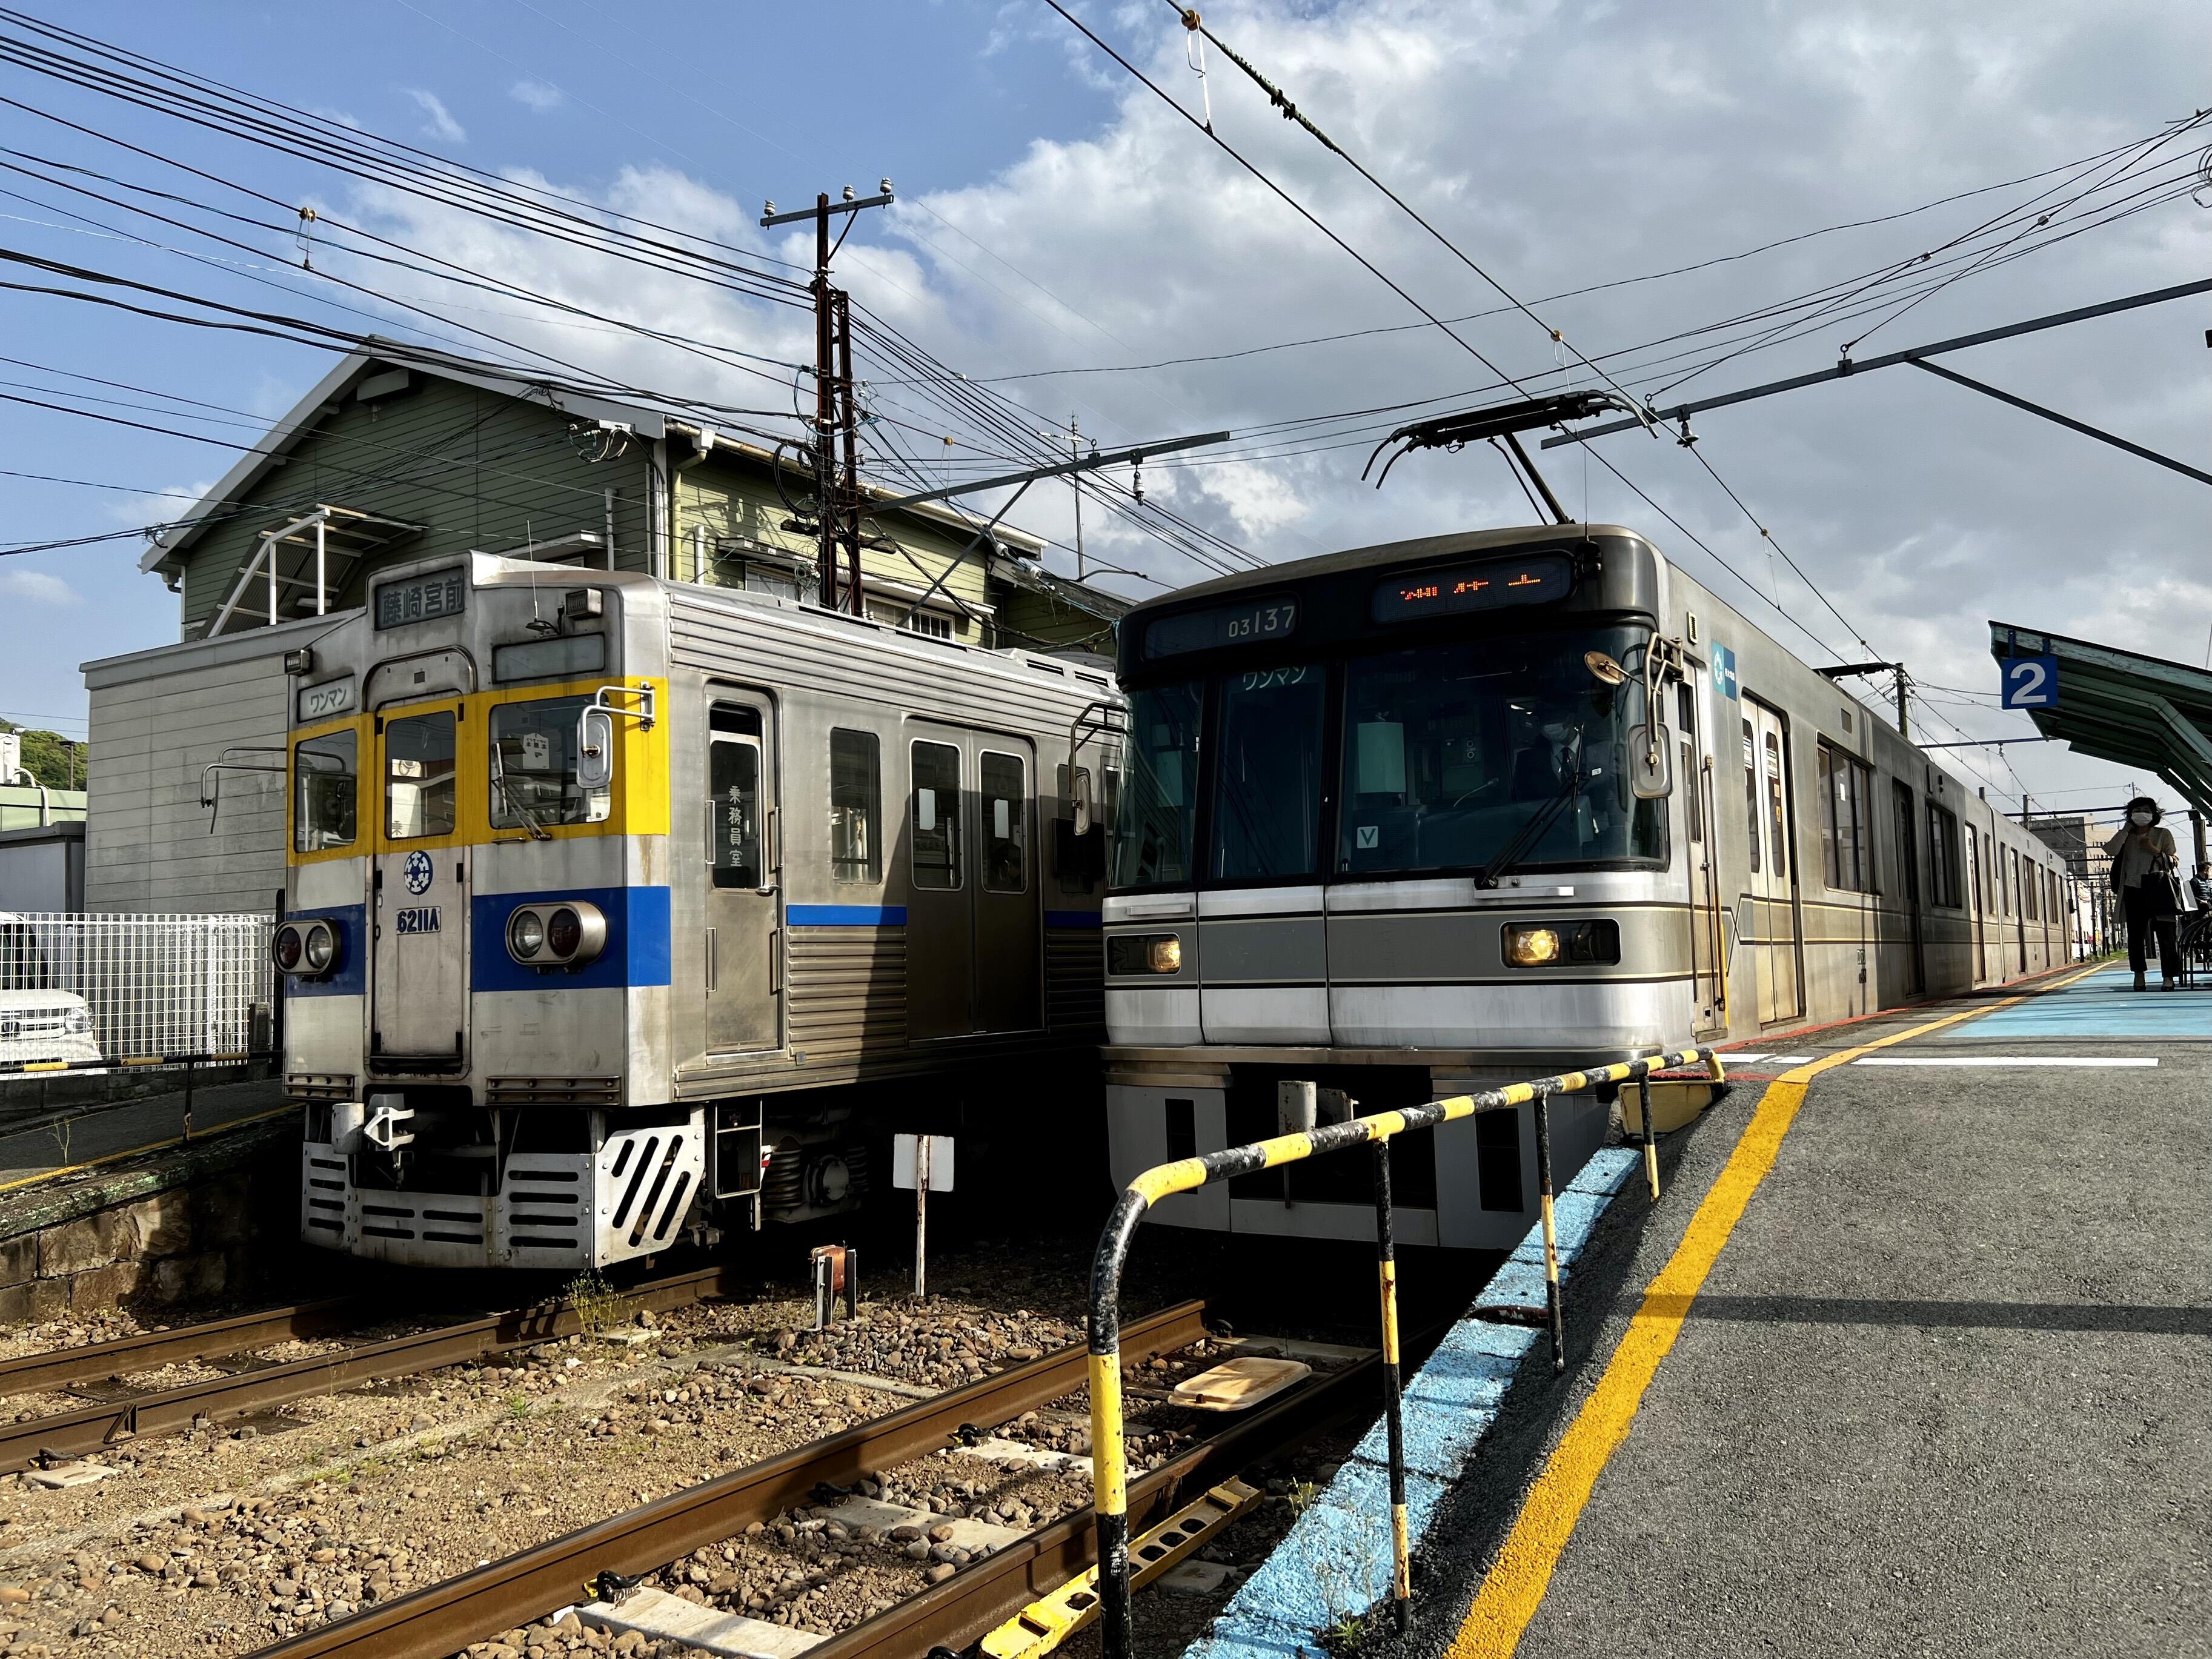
[1988,621,2212,816]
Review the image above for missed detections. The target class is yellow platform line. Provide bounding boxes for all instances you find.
[1447,962,2105,1659]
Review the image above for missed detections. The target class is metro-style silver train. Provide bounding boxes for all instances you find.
[1102,523,2074,1249]
[274,552,1112,1268]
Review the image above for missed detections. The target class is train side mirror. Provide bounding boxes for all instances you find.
[576,706,616,791]
[1628,723,1673,799]
[1072,770,1093,836]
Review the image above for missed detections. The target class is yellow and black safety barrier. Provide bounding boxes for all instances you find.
[1085,1045,1721,1659]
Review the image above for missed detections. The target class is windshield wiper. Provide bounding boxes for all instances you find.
[490,764,554,842]
[1475,730,1584,889]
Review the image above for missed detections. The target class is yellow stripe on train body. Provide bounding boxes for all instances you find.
[285,676,671,868]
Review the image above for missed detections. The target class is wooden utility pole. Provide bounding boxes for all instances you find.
[761,183,894,614]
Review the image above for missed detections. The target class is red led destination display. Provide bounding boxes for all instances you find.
[1371,553,1573,623]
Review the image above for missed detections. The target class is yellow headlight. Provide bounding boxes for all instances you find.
[1506,925,1562,966]
[1149,935,1183,972]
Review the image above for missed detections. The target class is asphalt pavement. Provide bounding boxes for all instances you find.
[1384,965,2211,1658]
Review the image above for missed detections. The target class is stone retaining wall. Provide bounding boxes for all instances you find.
[0,1121,298,1323]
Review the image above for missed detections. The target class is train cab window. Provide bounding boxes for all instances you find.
[709,706,764,890]
[911,740,962,890]
[829,728,881,883]
[1112,683,1200,889]
[294,729,357,853]
[490,696,611,830]
[1215,665,1325,881]
[980,751,1027,893]
[383,710,456,840]
[1337,632,1665,878]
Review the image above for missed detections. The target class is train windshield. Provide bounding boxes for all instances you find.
[1338,626,1663,877]
[490,695,613,829]
[1111,625,1665,891]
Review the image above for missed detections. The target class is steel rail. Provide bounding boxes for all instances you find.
[809,1329,1397,1659]
[244,1300,1212,1659]
[0,1264,741,1471]
[0,1297,363,1400]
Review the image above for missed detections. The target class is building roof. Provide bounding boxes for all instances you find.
[142,344,1048,579]
[1988,620,2212,815]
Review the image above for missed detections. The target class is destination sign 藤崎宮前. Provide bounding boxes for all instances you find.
[1143,595,1298,659]
[373,568,467,630]
[1372,554,1573,623]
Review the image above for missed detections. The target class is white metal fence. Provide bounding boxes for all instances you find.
[0,911,275,1063]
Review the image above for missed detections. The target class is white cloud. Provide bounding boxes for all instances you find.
[509,79,565,113]
[0,570,79,607]
[405,88,466,144]
[316,0,2204,816]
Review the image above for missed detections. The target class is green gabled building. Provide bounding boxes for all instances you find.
[141,345,1124,651]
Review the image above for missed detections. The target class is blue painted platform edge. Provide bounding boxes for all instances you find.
[1186,1146,1643,1659]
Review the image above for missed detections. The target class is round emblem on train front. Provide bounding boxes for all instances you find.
[403,851,434,896]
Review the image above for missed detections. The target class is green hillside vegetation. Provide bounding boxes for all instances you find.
[0,718,86,790]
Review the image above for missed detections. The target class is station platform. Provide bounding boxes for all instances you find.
[1198,962,2212,1658]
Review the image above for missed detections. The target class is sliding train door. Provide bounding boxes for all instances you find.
[1741,698,1803,1025]
[1965,822,1988,982]
[905,725,1043,1040]
[703,694,781,1054]
[1680,673,1725,1034]
[1892,780,1925,996]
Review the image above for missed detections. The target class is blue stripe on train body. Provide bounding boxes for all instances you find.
[785,904,907,926]
[283,904,368,998]
[1044,909,1102,929]
[470,886,672,991]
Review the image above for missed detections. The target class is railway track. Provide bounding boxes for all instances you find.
[0,1265,744,1469]
[237,1300,1386,1659]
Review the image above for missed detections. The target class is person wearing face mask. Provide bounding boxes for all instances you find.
[2103,797,2180,990]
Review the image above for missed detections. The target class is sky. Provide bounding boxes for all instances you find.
[0,0,2204,833]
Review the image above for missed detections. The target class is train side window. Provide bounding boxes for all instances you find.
[384,710,456,840]
[829,728,881,883]
[1817,740,1873,891]
[295,729,357,853]
[980,751,1027,893]
[1926,802,1962,907]
[1741,720,1759,874]
[911,740,962,890]
[709,706,763,890]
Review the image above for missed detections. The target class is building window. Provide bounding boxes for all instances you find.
[868,602,955,640]
[1816,742,1875,891]
[1925,802,1962,908]
[911,740,962,890]
[829,728,880,883]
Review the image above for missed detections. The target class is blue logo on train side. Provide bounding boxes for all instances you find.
[1710,642,1739,699]
[403,850,435,896]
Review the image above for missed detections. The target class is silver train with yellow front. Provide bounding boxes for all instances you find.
[1103,524,2075,1248]
[276,553,1112,1268]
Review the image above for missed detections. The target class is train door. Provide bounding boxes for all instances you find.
[2010,847,2027,973]
[1892,781,1925,996]
[1965,822,1987,981]
[1679,674,1724,1033]
[1743,699,1802,1025]
[371,700,468,1065]
[704,696,780,1054]
[906,731,974,1040]
[973,742,1042,1032]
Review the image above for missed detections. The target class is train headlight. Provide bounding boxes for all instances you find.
[1107,932,1184,975]
[272,924,304,973]
[505,901,607,969]
[1504,920,1622,968]
[1504,925,1561,966]
[301,920,340,974]
[507,909,546,960]
[273,919,343,979]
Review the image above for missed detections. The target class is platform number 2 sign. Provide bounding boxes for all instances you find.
[1999,654,2059,710]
